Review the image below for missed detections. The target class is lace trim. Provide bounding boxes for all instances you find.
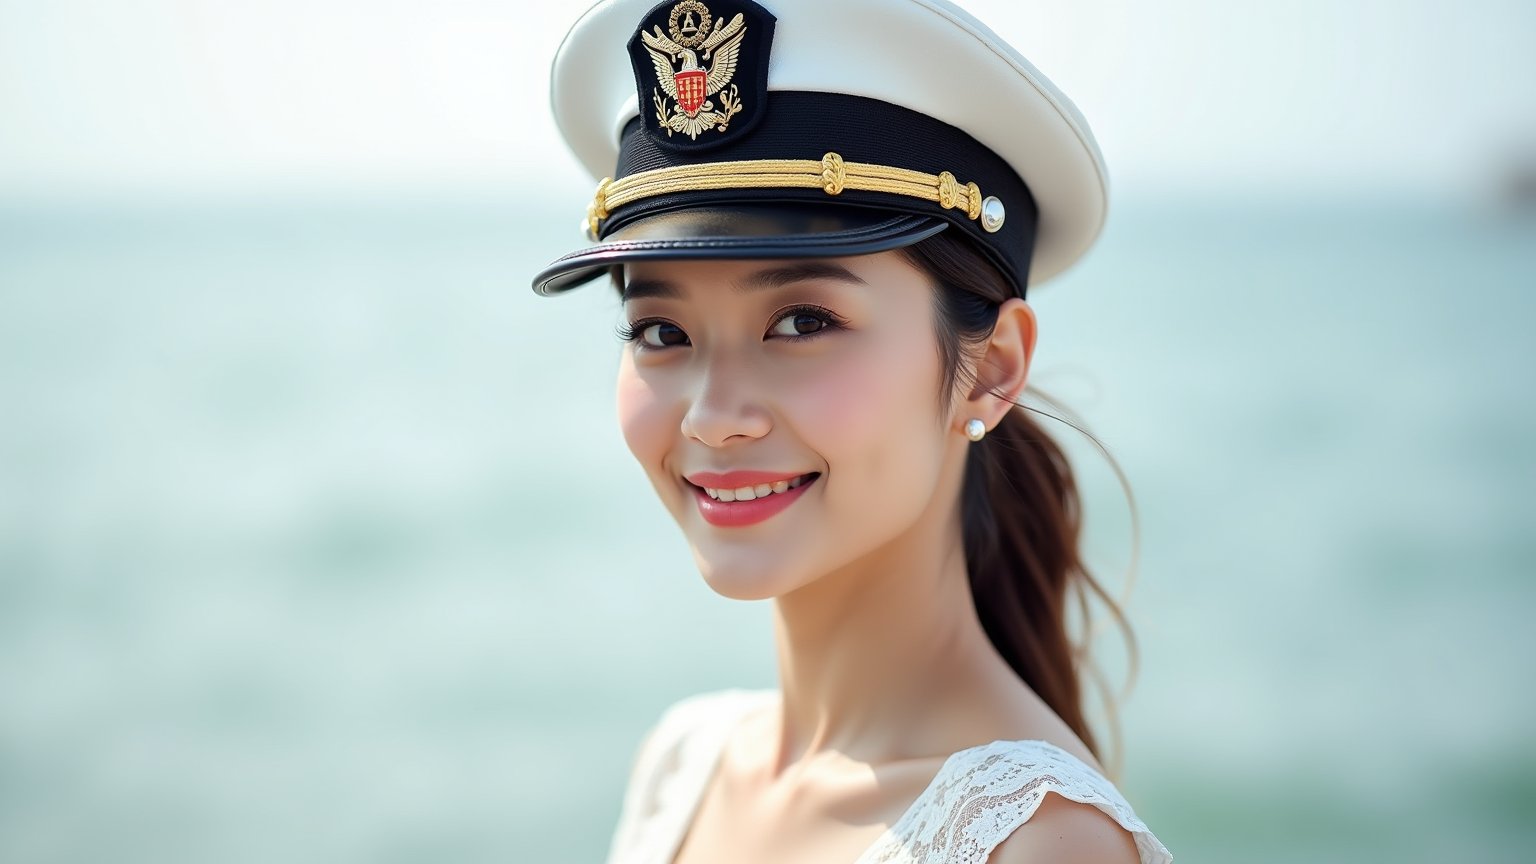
[605,690,769,864]
[856,740,1173,864]
[605,690,1172,864]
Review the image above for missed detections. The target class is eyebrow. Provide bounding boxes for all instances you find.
[621,261,867,302]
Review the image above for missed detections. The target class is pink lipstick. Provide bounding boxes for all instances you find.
[684,470,820,527]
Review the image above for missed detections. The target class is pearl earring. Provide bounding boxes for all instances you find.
[964,418,986,442]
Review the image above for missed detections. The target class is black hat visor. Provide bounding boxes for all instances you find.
[532,203,948,296]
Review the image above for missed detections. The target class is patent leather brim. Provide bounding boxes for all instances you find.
[531,204,948,295]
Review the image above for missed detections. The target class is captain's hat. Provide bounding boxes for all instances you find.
[532,0,1107,298]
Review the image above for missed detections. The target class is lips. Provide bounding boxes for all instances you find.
[684,471,820,527]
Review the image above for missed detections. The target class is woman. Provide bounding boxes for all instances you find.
[533,0,1173,861]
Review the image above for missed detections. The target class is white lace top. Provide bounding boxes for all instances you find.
[605,689,1173,864]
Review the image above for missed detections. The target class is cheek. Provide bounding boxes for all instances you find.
[615,356,677,474]
[786,330,944,473]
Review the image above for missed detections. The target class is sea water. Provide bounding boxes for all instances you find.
[1,191,1532,863]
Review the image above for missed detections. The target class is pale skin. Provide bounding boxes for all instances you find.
[615,251,1139,864]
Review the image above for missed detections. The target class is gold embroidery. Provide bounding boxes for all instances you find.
[667,1,712,48]
[586,153,991,235]
[965,182,982,220]
[585,177,612,240]
[640,3,748,140]
[937,171,959,210]
[820,152,846,195]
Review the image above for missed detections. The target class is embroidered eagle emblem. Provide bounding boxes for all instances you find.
[640,3,748,140]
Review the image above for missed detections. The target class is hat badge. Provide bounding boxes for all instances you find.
[640,2,747,139]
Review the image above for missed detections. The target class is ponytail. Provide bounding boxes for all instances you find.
[900,233,1136,770]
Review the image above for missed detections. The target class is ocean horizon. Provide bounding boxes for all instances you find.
[2,189,1532,863]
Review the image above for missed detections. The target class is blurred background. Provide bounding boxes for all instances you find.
[2,0,1533,861]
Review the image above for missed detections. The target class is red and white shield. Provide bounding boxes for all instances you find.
[674,69,706,116]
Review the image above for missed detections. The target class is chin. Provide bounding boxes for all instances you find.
[688,543,810,601]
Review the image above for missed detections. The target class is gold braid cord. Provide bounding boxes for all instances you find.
[587,152,989,236]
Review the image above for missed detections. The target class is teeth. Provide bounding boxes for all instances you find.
[701,474,812,501]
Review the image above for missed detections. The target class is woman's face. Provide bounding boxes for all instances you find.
[616,250,970,600]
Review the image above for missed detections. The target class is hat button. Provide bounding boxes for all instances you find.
[980,196,1006,233]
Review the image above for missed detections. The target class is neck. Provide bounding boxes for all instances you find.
[765,488,1012,772]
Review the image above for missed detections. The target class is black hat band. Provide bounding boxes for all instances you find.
[599,91,1040,296]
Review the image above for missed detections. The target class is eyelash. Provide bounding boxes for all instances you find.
[614,317,673,346]
[616,304,850,347]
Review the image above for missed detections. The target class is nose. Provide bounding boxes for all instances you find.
[680,355,772,447]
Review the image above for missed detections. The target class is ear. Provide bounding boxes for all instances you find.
[960,297,1036,432]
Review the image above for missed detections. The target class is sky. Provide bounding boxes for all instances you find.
[0,0,1532,204]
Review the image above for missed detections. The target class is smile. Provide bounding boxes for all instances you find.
[701,473,812,501]
[684,472,821,528]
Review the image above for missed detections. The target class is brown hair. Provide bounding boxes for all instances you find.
[899,230,1137,771]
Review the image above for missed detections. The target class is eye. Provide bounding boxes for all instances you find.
[767,305,847,339]
[618,318,690,348]
[641,321,689,347]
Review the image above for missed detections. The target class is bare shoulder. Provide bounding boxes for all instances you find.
[985,791,1140,864]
